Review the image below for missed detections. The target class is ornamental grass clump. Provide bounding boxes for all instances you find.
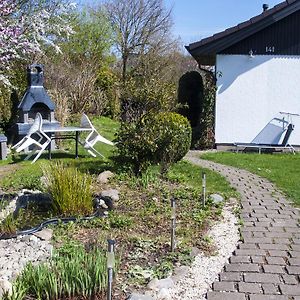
[6,242,108,300]
[43,162,93,216]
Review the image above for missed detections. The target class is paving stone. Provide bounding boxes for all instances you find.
[281,274,298,285]
[287,258,300,266]
[286,266,300,275]
[251,256,265,264]
[261,283,278,294]
[244,273,281,283]
[238,282,262,293]
[238,243,259,250]
[268,250,289,257]
[254,222,272,227]
[273,238,291,244]
[291,244,300,251]
[213,281,236,292]
[230,256,251,263]
[249,295,288,300]
[279,284,300,295]
[244,237,274,245]
[225,263,260,272]
[235,249,267,256]
[262,265,286,274]
[266,257,286,265]
[264,232,292,238]
[219,272,242,282]
[242,227,268,232]
[289,251,300,258]
[207,291,246,300]
[258,244,289,251]
[268,227,285,232]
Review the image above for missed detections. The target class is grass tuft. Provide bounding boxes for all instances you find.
[43,162,93,216]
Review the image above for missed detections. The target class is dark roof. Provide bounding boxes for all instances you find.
[186,0,300,65]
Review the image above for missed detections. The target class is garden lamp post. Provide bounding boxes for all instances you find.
[107,239,116,300]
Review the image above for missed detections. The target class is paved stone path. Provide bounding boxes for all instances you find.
[186,151,300,300]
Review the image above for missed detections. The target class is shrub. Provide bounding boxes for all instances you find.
[115,112,191,175]
[43,162,93,216]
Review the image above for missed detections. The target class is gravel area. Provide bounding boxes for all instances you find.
[169,201,240,300]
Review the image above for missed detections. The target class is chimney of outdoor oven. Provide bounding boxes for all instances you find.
[18,64,56,123]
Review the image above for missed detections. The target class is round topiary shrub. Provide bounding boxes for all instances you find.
[115,112,192,175]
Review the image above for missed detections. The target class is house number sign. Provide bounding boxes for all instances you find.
[265,46,275,53]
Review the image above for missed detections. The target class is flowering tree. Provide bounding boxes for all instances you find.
[0,0,75,87]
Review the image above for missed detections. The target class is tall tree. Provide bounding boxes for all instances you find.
[105,0,173,83]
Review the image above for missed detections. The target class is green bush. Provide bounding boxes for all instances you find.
[5,242,108,300]
[115,112,191,175]
[43,162,93,216]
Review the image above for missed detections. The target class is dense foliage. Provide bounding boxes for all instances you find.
[115,112,191,175]
[178,70,216,149]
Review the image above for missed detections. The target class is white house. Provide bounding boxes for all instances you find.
[186,0,300,148]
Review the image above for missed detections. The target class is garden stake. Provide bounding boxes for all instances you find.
[171,198,176,252]
[107,239,116,300]
[202,172,206,207]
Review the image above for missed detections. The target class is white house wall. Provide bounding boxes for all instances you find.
[215,54,300,145]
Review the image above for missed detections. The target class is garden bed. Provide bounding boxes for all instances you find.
[0,158,238,299]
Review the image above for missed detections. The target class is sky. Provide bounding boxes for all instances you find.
[78,0,284,48]
[165,0,284,46]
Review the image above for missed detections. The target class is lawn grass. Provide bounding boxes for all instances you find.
[201,152,300,206]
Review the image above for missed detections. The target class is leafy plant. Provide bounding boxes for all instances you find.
[6,241,109,300]
[109,212,133,229]
[43,162,93,216]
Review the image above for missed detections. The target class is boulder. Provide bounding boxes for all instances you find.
[171,266,190,283]
[210,194,224,204]
[147,278,174,291]
[33,228,53,241]
[157,288,172,300]
[100,189,119,202]
[128,293,154,300]
[97,171,114,184]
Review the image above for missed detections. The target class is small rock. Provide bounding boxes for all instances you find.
[147,278,174,291]
[33,228,53,241]
[190,246,201,257]
[171,266,190,283]
[128,293,154,300]
[157,288,171,300]
[20,235,31,242]
[210,194,224,204]
[29,235,39,244]
[0,279,12,297]
[100,189,119,202]
[99,199,108,209]
[97,171,114,184]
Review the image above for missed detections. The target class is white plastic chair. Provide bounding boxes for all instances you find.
[12,113,51,163]
[80,113,114,158]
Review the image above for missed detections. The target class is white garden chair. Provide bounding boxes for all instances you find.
[80,113,114,158]
[12,113,51,163]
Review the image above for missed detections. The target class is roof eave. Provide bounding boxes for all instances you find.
[186,0,300,65]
